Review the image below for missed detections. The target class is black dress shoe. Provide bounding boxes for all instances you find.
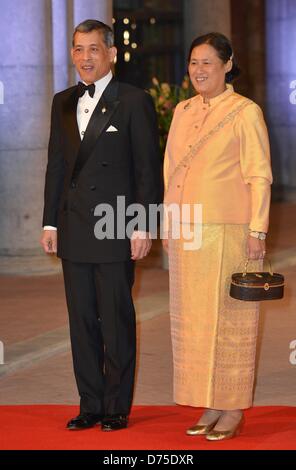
[101,415,128,432]
[67,413,103,430]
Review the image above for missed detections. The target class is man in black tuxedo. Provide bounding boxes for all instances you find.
[41,20,160,431]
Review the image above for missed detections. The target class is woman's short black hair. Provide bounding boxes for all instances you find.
[188,32,240,83]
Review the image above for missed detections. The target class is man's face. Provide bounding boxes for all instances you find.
[71,30,117,84]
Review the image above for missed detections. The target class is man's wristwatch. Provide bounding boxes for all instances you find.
[249,231,267,240]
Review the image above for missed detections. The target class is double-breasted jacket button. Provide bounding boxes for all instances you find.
[90,185,96,191]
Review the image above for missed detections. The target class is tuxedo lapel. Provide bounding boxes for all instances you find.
[62,88,81,156]
[71,79,120,180]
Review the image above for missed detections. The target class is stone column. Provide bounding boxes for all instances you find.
[73,0,112,26]
[0,0,55,274]
[265,0,296,199]
[0,0,113,275]
[183,0,231,57]
[52,0,73,93]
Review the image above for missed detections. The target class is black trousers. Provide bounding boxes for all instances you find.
[62,259,136,416]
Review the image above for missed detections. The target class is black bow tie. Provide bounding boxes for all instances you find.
[77,81,95,98]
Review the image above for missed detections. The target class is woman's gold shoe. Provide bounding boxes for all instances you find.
[205,416,244,441]
[186,418,220,436]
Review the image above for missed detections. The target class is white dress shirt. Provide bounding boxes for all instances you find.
[77,70,113,140]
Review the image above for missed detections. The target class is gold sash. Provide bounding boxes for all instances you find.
[167,99,252,191]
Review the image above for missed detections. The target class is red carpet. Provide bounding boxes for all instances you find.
[1,405,295,450]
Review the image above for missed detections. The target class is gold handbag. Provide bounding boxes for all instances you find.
[230,259,285,301]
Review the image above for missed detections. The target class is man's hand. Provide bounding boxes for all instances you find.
[130,232,152,260]
[40,230,57,254]
[247,235,266,260]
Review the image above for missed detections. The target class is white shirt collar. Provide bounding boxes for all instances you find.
[82,70,113,97]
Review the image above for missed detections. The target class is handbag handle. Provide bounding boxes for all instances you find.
[243,257,274,277]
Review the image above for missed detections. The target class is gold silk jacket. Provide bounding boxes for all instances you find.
[163,85,273,232]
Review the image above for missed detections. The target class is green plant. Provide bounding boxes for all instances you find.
[149,76,191,154]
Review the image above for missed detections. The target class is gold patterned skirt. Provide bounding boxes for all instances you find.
[168,224,261,410]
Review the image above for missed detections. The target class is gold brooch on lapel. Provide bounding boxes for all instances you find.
[102,107,107,114]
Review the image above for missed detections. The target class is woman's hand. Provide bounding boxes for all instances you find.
[162,239,169,254]
[247,235,266,260]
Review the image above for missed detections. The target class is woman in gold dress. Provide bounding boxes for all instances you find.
[163,33,272,441]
